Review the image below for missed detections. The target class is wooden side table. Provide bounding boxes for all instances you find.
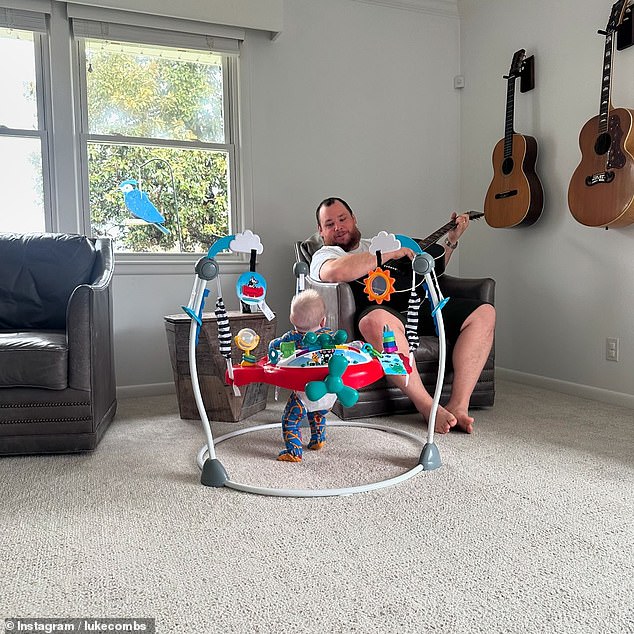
[164,311,277,422]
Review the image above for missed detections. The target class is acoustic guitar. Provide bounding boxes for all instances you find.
[568,0,634,228]
[484,50,544,228]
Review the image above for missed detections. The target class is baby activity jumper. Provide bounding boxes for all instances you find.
[182,231,448,497]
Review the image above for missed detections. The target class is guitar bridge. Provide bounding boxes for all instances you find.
[585,171,615,186]
[494,189,518,199]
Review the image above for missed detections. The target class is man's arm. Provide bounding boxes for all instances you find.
[316,247,416,283]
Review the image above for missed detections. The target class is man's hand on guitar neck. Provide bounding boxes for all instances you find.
[442,211,470,265]
[446,211,471,245]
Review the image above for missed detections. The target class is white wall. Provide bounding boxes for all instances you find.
[115,0,462,393]
[458,0,634,401]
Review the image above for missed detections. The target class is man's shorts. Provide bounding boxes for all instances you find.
[356,297,487,345]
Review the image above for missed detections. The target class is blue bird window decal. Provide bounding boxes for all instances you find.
[118,178,171,235]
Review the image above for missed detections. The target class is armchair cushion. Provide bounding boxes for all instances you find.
[297,232,324,263]
[0,331,68,389]
[0,233,96,330]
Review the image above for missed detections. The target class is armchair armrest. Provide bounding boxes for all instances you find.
[90,239,115,289]
[439,275,495,305]
[66,239,115,392]
[304,276,356,336]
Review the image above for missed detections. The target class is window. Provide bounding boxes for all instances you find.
[76,28,241,254]
[0,12,50,233]
[0,4,251,257]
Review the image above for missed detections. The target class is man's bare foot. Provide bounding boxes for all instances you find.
[445,406,474,434]
[429,406,457,434]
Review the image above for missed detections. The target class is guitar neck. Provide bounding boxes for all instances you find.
[418,219,459,251]
[598,32,615,134]
[597,0,629,133]
[417,211,483,250]
[503,76,516,158]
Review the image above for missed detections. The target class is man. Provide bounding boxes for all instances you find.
[309,197,495,434]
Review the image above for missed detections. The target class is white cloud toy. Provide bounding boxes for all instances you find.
[368,231,401,254]
[230,230,264,254]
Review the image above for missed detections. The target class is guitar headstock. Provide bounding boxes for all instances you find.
[505,49,526,80]
[606,0,628,33]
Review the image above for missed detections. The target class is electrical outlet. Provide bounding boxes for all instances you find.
[606,337,619,362]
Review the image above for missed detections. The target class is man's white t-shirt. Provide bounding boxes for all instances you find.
[309,239,372,281]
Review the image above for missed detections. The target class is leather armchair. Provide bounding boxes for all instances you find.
[0,233,117,454]
[295,233,495,419]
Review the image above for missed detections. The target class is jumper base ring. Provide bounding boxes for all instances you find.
[196,421,427,498]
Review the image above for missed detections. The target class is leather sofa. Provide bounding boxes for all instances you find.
[295,233,495,419]
[0,233,117,454]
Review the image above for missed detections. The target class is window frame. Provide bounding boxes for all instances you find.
[0,19,54,232]
[74,32,245,263]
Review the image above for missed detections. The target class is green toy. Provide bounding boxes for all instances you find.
[305,353,359,408]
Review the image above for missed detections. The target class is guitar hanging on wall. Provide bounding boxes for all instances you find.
[484,49,544,228]
[568,0,634,228]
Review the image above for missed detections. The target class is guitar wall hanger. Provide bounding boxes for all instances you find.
[616,3,633,50]
[503,55,534,92]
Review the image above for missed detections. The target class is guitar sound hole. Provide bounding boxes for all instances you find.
[594,132,612,156]
[502,157,514,175]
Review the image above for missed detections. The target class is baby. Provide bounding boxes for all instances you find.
[268,289,335,462]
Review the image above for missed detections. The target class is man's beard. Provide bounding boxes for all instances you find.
[325,225,362,252]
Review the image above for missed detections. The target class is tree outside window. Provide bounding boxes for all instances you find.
[83,40,235,253]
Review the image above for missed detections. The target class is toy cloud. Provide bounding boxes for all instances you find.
[368,231,400,254]
[230,230,264,254]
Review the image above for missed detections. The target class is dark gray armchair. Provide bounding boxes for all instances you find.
[295,233,495,419]
[0,233,117,455]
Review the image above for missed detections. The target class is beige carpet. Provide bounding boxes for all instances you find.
[0,380,632,633]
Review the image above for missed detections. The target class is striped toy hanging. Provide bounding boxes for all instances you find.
[215,295,232,359]
[215,293,239,396]
[405,287,421,354]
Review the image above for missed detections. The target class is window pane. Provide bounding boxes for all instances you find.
[0,136,45,232]
[85,40,225,143]
[88,143,230,253]
[0,28,38,131]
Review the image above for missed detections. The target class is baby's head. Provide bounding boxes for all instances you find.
[290,289,326,333]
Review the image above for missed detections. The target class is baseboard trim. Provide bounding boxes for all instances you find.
[497,368,634,410]
[117,382,176,399]
[117,372,634,411]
